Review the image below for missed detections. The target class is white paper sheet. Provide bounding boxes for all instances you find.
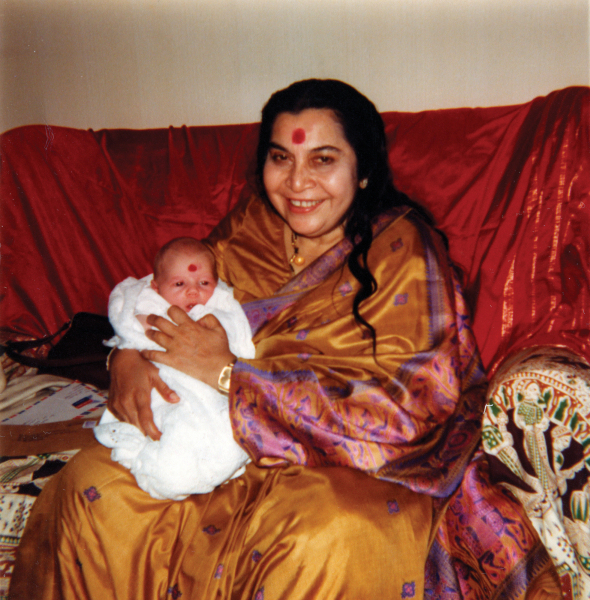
[1,383,107,425]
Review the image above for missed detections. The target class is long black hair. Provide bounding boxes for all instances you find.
[256,79,431,350]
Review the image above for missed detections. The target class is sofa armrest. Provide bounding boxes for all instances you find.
[482,345,590,599]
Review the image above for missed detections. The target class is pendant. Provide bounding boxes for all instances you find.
[289,231,306,269]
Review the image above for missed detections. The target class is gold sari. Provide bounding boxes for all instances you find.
[210,196,485,496]
[10,195,556,599]
[11,445,432,599]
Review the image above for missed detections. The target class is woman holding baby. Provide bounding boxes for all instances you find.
[10,80,561,599]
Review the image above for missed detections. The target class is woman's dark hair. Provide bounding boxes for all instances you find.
[256,78,432,350]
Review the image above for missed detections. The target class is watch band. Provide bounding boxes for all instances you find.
[217,362,235,394]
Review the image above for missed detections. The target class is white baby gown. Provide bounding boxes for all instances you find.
[94,275,255,501]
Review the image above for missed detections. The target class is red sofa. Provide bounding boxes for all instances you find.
[1,86,589,598]
[2,87,588,374]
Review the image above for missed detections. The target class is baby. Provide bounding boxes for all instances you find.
[94,237,254,500]
[135,237,219,329]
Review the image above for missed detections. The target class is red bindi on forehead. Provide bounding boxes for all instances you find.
[292,128,306,144]
[188,264,197,272]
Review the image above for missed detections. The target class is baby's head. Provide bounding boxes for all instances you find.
[151,237,218,312]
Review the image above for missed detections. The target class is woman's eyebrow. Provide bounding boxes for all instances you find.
[313,145,342,153]
[268,142,342,153]
[269,141,288,151]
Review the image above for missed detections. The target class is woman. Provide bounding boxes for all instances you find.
[10,80,560,599]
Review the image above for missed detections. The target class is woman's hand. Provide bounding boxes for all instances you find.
[108,348,179,440]
[142,306,236,390]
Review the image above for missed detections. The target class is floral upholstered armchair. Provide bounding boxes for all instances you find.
[484,348,590,599]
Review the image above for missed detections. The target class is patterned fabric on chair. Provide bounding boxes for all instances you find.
[483,346,590,600]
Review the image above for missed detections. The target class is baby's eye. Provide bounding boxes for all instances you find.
[200,281,209,286]
[175,281,184,287]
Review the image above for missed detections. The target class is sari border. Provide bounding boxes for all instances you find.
[242,205,410,336]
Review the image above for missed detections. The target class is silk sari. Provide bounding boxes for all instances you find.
[211,195,560,598]
[209,197,485,497]
[10,195,558,599]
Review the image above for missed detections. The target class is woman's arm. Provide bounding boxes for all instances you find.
[107,348,180,440]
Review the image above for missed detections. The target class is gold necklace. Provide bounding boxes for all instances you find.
[289,232,306,269]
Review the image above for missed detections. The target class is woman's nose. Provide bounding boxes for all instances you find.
[287,162,313,192]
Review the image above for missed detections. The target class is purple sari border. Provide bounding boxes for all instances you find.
[242,291,303,337]
[425,524,553,600]
[405,210,448,348]
[233,360,320,384]
[278,206,408,295]
[242,206,408,336]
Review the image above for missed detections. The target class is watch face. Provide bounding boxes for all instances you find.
[218,363,234,393]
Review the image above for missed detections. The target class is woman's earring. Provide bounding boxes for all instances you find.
[359,178,368,189]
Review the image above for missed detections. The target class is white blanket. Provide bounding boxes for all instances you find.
[94,275,255,500]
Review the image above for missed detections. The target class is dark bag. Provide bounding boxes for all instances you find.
[3,312,114,390]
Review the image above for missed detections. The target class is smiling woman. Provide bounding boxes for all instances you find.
[254,79,426,346]
[263,108,359,268]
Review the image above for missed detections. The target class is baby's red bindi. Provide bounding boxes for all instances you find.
[292,128,306,144]
[188,264,197,272]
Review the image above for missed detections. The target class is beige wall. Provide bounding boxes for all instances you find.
[1,0,589,133]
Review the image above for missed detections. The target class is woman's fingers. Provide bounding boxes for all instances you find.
[144,314,175,338]
[195,313,224,331]
[107,348,178,440]
[142,309,234,388]
[137,399,162,441]
[167,305,192,323]
[146,306,191,330]
[152,375,180,404]
[145,306,195,348]
[141,348,164,363]
[145,328,170,348]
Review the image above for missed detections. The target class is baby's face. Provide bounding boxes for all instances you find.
[152,250,217,312]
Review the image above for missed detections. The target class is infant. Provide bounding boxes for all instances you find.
[94,237,254,500]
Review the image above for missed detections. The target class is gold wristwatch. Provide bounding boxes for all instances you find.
[217,362,235,394]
